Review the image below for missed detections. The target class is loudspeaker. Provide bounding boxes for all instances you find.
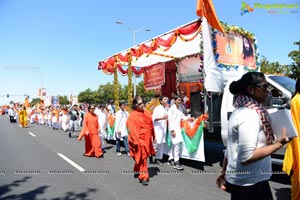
[190,92,203,118]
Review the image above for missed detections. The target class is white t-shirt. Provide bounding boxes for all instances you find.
[152,104,167,144]
[168,104,185,144]
[114,109,129,138]
[225,107,272,186]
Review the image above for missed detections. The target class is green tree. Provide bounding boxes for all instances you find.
[288,41,300,79]
[260,56,284,74]
[95,82,116,104]
[78,88,96,104]
[76,80,154,105]
[30,98,42,106]
[59,95,70,105]
[136,81,155,102]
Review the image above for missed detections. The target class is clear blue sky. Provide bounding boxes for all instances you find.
[0,0,299,105]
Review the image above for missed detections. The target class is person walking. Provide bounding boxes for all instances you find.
[78,105,103,158]
[216,72,290,200]
[97,104,108,153]
[19,105,28,128]
[168,95,185,170]
[127,96,156,186]
[152,96,169,165]
[115,101,129,156]
[68,104,79,138]
[107,100,116,114]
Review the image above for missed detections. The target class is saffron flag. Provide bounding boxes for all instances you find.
[282,93,300,200]
[196,0,225,33]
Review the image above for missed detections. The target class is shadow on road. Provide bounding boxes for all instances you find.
[0,176,32,198]
[0,176,49,200]
[0,176,98,200]
[149,167,160,178]
[50,188,97,200]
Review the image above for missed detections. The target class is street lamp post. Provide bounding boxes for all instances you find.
[32,71,44,96]
[115,21,151,97]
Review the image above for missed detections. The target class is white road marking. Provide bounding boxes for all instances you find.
[57,153,85,172]
[28,132,36,137]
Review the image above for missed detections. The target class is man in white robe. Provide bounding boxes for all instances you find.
[152,96,169,165]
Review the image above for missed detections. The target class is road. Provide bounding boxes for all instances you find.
[0,115,291,200]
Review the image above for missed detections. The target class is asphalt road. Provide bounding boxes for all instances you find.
[0,115,291,200]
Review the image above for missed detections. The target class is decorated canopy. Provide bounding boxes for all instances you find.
[98,19,202,76]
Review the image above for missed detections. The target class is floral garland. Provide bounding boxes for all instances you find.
[198,23,260,102]
[127,51,133,110]
[213,23,260,71]
[221,22,255,39]
[197,31,207,100]
[113,65,119,110]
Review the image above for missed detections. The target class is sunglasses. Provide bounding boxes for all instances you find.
[255,83,268,91]
[136,102,144,106]
[90,107,95,110]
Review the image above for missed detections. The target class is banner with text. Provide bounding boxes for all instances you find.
[144,63,165,90]
[178,56,202,83]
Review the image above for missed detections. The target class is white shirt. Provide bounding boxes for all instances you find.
[168,104,185,144]
[107,104,115,114]
[114,109,129,138]
[152,104,167,144]
[225,107,272,186]
[97,109,107,136]
[8,108,15,117]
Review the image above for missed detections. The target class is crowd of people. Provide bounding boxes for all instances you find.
[3,73,300,195]
[7,103,86,136]
[4,92,197,186]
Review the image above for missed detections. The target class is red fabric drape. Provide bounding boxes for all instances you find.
[161,60,177,98]
[98,20,201,76]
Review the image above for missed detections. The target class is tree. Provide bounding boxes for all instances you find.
[30,98,42,106]
[95,82,118,104]
[76,80,154,105]
[78,88,95,104]
[288,41,300,79]
[59,95,70,105]
[260,56,283,74]
[136,81,155,102]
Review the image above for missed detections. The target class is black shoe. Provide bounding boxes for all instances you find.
[173,161,184,170]
[167,159,174,166]
[139,179,148,186]
[97,154,104,158]
[69,132,72,138]
[149,156,154,164]
[155,159,163,166]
